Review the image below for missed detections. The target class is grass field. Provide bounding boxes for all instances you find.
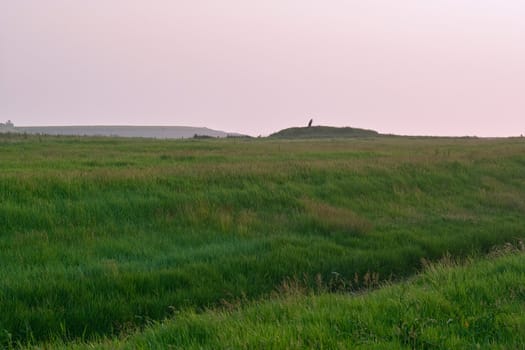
[57,245,525,349]
[1,133,525,348]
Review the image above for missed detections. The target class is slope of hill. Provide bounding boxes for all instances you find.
[270,125,380,138]
[13,125,241,139]
[57,248,525,349]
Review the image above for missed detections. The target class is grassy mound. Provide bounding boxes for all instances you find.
[1,134,524,346]
[269,125,379,138]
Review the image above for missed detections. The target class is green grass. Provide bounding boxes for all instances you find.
[1,134,525,347]
[51,245,525,349]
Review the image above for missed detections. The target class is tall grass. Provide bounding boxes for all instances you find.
[54,248,525,349]
[1,134,524,345]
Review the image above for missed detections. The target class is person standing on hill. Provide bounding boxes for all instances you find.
[308,119,313,127]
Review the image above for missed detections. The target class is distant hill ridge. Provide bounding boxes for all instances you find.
[270,125,380,138]
[9,125,244,139]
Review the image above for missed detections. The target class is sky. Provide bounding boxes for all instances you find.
[1,1,524,136]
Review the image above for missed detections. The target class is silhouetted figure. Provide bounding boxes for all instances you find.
[308,119,313,127]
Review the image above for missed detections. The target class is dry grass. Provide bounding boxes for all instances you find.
[301,197,373,235]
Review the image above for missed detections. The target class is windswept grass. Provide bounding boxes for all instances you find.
[1,134,525,346]
[39,247,525,349]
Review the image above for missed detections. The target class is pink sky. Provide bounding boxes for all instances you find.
[1,1,524,136]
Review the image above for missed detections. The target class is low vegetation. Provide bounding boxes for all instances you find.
[1,133,524,347]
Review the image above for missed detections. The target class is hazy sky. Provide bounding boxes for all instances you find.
[1,1,524,136]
